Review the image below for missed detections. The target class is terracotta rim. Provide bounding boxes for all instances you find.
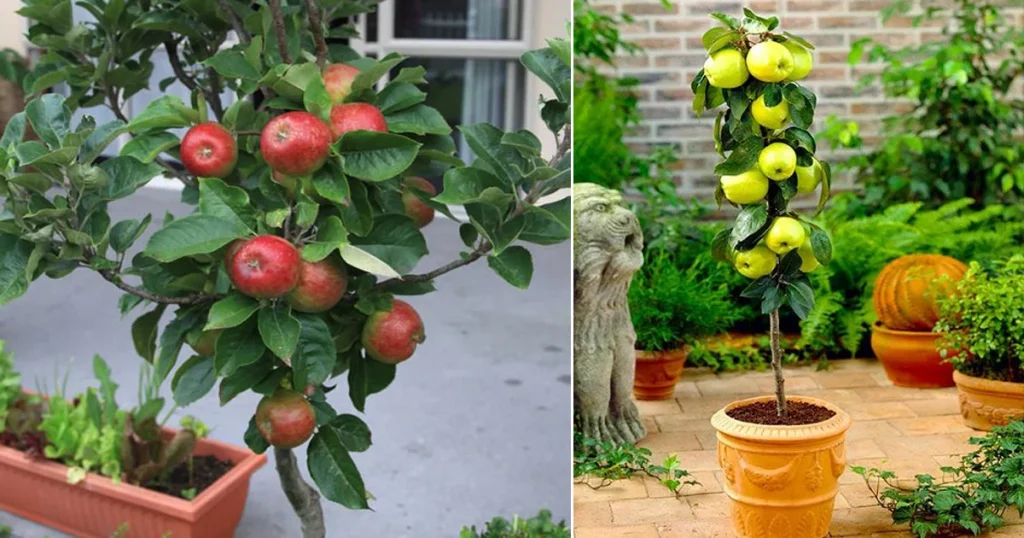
[0,430,266,523]
[954,370,1024,396]
[635,345,692,362]
[710,395,852,443]
[871,321,943,339]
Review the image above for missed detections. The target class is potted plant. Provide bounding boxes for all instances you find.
[691,10,851,537]
[869,254,967,388]
[936,256,1024,431]
[629,249,740,399]
[0,346,266,537]
[0,2,571,536]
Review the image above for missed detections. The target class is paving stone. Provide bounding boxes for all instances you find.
[665,449,719,471]
[815,372,882,389]
[847,401,917,421]
[874,432,976,458]
[657,517,734,537]
[635,398,682,417]
[695,377,761,397]
[654,416,716,433]
[673,381,701,400]
[847,438,887,459]
[806,388,867,407]
[575,501,614,526]
[643,470,722,498]
[845,420,902,441]
[575,525,662,538]
[839,483,884,508]
[888,415,975,436]
[903,396,961,417]
[829,506,908,536]
[637,431,704,453]
[686,493,732,519]
[642,415,659,433]
[694,429,718,450]
[609,497,694,525]
[852,385,945,402]
[756,375,819,392]
[574,477,650,503]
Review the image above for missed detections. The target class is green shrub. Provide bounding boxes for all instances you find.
[827,0,1023,210]
[459,510,569,538]
[0,341,18,430]
[936,256,1024,382]
[852,420,1024,537]
[573,76,633,190]
[629,249,742,352]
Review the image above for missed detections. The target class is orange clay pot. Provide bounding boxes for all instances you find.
[873,254,968,331]
[633,346,690,400]
[711,395,852,538]
[870,322,954,388]
[0,428,266,538]
[954,370,1024,431]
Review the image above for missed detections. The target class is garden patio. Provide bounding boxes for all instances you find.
[573,359,1024,538]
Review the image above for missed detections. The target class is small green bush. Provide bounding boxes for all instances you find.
[936,256,1024,382]
[459,510,569,538]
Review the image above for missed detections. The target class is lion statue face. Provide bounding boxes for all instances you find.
[573,183,643,292]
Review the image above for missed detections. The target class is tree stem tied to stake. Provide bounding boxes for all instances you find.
[305,0,329,68]
[769,308,787,417]
[268,0,293,64]
[275,448,326,538]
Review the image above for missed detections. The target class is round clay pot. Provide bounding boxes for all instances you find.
[953,370,1024,431]
[870,322,955,388]
[633,346,690,401]
[711,396,852,538]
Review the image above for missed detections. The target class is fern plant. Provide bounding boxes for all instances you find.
[798,195,1024,358]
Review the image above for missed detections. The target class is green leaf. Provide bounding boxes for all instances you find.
[312,167,350,205]
[710,12,740,29]
[307,427,369,509]
[434,167,513,206]
[25,94,70,149]
[219,355,274,406]
[156,308,204,384]
[350,52,405,94]
[303,75,332,123]
[244,416,269,454]
[473,212,524,256]
[80,120,128,163]
[1,112,26,150]
[730,204,770,249]
[692,74,708,117]
[783,127,816,154]
[258,303,300,361]
[204,49,261,80]
[520,47,570,102]
[144,215,248,263]
[302,216,349,262]
[171,355,216,406]
[215,318,266,376]
[340,245,399,278]
[338,179,372,236]
[99,156,165,200]
[347,214,427,275]
[120,132,180,163]
[816,161,832,216]
[384,105,451,136]
[131,305,166,362]
[198,178,253,232]
[128,96,195,133]
[783,32,815,50]
[787,280,815,320]
[702,27,731,49]
[376,82,425,114]
[707,30,739,54]
[205,293,260,330]
[762,84,783,107]
[348,354,396,412]
[459,123,529,186]
[328,415,372,452]
[711,228,732,262]
[487,246,533,288]
[0,235,35,306]
[714,137,764,176]
[459,223,478,248]
[291,314,337,389]
[519,198,570,245]
[337,131,421,182]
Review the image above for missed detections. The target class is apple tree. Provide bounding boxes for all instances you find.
[693,10,833,416]
[0,1,571,536]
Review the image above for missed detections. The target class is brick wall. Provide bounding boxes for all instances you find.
[586,0,1024,204]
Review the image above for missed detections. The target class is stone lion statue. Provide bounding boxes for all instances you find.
[573,183,646,445]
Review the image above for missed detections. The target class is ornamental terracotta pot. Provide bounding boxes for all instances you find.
[870,322,955,388]
[0,428,266,538]
[954,370,1024,431]
[633,346,690,400]
[711,395,852,538]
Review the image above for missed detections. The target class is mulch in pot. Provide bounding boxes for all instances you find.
[726,400,836,426]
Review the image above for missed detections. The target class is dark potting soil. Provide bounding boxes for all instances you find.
[726,400,836,426]
[143,455,235,500]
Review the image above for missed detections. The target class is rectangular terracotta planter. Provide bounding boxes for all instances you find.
[0,430,266,538]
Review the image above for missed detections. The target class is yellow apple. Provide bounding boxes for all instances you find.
[795,159,822,194]
[734,246,778,279]
[765,216,807,255]
[746,41,795,82]
[783,41,813,81]
[720,168,769,204]
[703,48,749,89]
[797,240,819,272]
[758,142,797,181]
[750,95,790,130]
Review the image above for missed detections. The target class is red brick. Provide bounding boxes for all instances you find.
[656,88,694,101]
[623,2,679,15]
[786,0,843,11]
[655,18,714,33]
[654,53,711,68]
[631,37,682,50]
[819,15,879,29]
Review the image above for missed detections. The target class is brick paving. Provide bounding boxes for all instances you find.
[573,359,1024,537]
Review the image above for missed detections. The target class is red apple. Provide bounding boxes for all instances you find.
[287,255,348,313]
[180,122,237,178]
[224,238,246,265]
[187,329,222,356]
[328,103,387,140]
[362,299,425,364]
[322,63,360,105]
[401,176,436,228]
[255,389,316,449]
[260,111,332,176]
[228,235,301,299]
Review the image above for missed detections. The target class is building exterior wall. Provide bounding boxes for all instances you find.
[587,0,1024,202]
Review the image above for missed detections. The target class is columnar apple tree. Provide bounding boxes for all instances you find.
[692,10,832,417]
[0,1,571,536]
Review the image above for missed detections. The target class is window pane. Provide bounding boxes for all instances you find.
[394,0,523,40]
[394,57,524,161]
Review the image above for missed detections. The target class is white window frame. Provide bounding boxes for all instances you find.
[349,0,534,133]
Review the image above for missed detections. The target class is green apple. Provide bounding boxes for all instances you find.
[765,216,807,255]
[795,159,822,194]
[750,95,790,130]
[720,168,769,205]
[758,142,797,181]
[797,240,819,272]
[783,41,813,81]
[704,48,749,89]
[734,246,778,279]
[746,41,794,83]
